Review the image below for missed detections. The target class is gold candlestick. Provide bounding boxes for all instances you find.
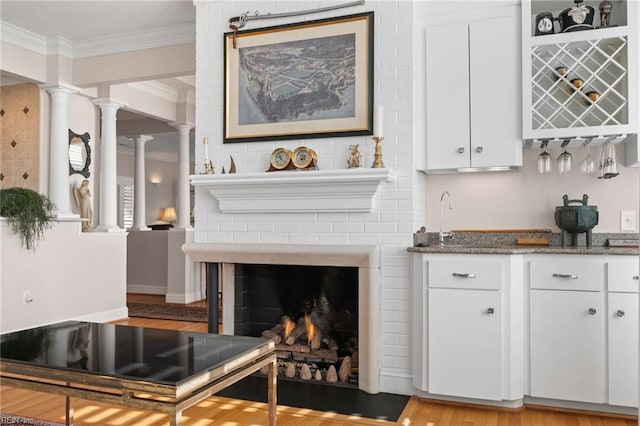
[371,136,385,168]
[204,160,214,174]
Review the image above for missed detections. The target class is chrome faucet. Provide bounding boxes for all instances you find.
[439,191,453,245]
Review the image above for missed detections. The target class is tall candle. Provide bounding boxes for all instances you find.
[203,137,209,162]
[374,104,383,138]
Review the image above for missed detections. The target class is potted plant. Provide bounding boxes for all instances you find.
[0,187,56,250]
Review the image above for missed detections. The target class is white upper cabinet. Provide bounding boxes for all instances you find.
[522,0,639,140]
[422,5,522,172]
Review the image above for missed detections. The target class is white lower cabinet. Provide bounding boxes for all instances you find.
[608,292,639,407]
[527,256,639,408]
[607,260,639,408]
[428,288,502,400]
[529,289,606,403]
[412,254,523,402]
[412,253,637,411]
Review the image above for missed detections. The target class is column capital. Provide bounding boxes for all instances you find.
[39,82,81,95]
[170,122,195,131]
[131,134,154,144]
[92,98,127,110]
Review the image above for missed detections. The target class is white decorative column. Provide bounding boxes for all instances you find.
[41,84,79,217]
[171,123,193,229]
[93,98,126,232]
[131,135,153,231]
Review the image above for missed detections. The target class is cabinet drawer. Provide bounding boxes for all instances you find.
[428,259,502,290]
[529,259,605,291]
[608,261,640,293]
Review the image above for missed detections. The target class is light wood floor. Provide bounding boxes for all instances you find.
[1,315,637,425]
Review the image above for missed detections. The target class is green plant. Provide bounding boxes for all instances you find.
[0,187,56,250]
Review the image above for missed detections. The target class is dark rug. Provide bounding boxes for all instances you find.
[216,375,409,422]
[127,302,207,322]
[0,414,62,426]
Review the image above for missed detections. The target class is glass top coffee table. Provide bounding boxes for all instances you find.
[0,321,277,425]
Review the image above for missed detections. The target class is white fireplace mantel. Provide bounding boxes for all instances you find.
[190,168,395,213]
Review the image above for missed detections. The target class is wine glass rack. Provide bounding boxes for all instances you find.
[530,34,627,131]
[522,1,637,141]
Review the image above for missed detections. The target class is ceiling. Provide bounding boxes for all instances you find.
[1,0,197,163]
[1,1,196,41]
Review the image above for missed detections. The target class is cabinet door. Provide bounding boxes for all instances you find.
[608,292,639,407]
[428,288,502,400]
[530,290,606,403]
[425,22,470,170]
[469,12,522,168]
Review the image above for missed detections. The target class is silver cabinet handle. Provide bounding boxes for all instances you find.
[616,310,625,318]
[486,307,495,314]
[588,308,597,315]
[633,276,639,280]
[452,272,476,278]
[475,146,483,153]
[553,273,578,279]
[457,147,465,154]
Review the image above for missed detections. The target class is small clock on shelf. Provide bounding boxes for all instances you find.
[267,147,293,172]
[292,146,318,170]
[267,146,318,171]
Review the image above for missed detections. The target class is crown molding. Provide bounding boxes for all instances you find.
[72,22,195,59]
[128,81,179,103]
[0,20,194,59]
[46,36,73,58]
[0,21,46,55]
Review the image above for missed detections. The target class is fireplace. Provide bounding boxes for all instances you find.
[182,242,381,394]
[235,263,359,386]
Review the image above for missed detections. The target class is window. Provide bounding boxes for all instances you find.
[117,177,134,229]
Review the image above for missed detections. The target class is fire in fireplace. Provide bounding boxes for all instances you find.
[234,263,359,387]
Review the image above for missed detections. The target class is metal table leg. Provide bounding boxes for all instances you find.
[268,357,277,425]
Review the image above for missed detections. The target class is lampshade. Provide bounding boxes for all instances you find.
[158,207,177,223]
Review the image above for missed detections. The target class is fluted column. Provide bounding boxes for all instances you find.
[41,84,78,217]
[171,123,193,229]
[93,98,126,232]
[131,135,153,230]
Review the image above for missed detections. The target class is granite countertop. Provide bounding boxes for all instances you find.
[408,231,639,256]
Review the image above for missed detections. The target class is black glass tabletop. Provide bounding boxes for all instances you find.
[0,321,271,386]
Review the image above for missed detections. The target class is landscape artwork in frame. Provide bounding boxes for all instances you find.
[224,12,374,143]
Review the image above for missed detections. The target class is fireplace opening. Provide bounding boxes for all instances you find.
[234,263,359,387]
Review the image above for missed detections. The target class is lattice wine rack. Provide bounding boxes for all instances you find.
[530,33,628,131]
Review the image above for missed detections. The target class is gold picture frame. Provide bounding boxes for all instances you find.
[224,12,374,143]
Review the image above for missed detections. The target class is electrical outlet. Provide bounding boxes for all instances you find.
[620,210,636,231]
[23,290,33,304]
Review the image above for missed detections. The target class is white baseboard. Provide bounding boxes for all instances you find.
[165,291,204,304]
[73,307,129,323]
[127,284,166,295]
[413,391,525,409]
[524,396,638,416]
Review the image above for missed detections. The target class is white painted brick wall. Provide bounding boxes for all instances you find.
[194,0,419,395]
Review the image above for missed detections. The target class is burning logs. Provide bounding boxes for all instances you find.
[266,315,339,363]
[259,314,357,385]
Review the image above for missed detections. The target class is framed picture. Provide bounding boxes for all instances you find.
[224,12,374,143]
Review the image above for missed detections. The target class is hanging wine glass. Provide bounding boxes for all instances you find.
[603,142,619,179]
[598,145,606,179]
[579,143,595,174]
[537,151,552,173]
[557,149,572,174]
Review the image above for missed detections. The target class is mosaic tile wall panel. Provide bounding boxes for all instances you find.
[0,83,40,191]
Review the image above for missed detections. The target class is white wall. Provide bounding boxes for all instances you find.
[117,152,177,225]
[194,0,419,395]
[0,219,128,333]
[423,147,640,233]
